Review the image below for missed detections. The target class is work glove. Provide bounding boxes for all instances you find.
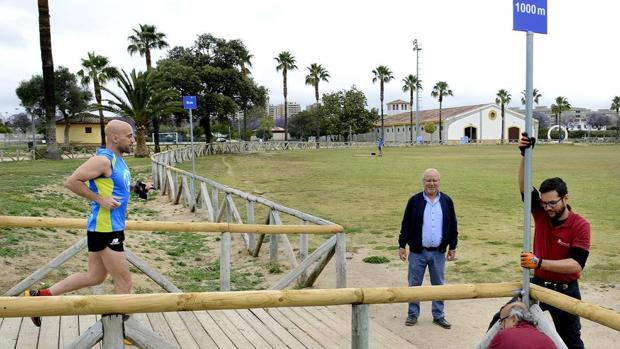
[521,252,542,269]
[519,132,536,156]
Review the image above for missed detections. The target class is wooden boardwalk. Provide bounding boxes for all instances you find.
[0,306,417,348]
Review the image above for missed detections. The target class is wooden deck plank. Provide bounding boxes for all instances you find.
[162,312,200,349]
[36,317,59,349]
[147,312,180,347]
[193,311,236,349]
[236,309,288,349]
[209,310,255,348]
[222,310,270,348]
[265,308,323,349]
[276,307,342,349]
[16,318,39,349]
[0,317,22,349]
[248,309,305,349]
[131,313,153,331]
[78,315,99,349]
[58,316,78,349]
[291,307,350,346]
[177,312,218,349]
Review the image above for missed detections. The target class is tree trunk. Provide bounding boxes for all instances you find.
[243,108,247,141]
[283,70,288,141]
[94,80,105,147]
[202,116,212,143]
[134,124,149,157]
[38,0,60,159]
[380,83,384,140]
[501,104,505,144]
[439,100,443,143]
[63,121,70,148]
[153,114,160,153]
[315,100,320,148]
[410,90,413,144]
[145,49,152,70]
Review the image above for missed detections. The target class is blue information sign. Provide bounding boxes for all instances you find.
[183,96,197,110]
[513,0,547,34]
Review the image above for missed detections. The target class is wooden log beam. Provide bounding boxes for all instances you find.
[65,319,103,349]
[125,249,181,293]
[0,216,343,235]
[124,317,179,349]
[303,243,336,288]
[0,283,521,317]
[351,304,369,349]
[530,284,620,331]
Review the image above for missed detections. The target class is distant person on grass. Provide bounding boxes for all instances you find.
[398,168,458,329]
[377,137,384,156]
[489,301,556,349]
[515,132,590,349]
[25,120,140,327]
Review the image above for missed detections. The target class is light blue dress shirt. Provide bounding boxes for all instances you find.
[422,192,443,248]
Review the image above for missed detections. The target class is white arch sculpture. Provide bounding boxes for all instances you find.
[547,125,569,141]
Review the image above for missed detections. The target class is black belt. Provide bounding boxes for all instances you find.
[422,246,439,251]
[540,280,576,291]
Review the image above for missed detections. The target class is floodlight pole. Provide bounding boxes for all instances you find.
[413,39,422,142]
[522,31,534,306]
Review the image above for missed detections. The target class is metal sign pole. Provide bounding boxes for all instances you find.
[522,31,534,306]
[188,108,197,202]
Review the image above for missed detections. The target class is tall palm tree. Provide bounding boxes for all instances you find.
[127,24,169,153]
[275,51,298,141]
[77,52,118,147]
[550,96,571,142]
[610,96,620,139]
[37,0,60,159]
[520,88,542,105]
[372,66,394,141]
[495,89,512,144]
[102,70,180,157]
[431,81,453,143]
[240,51,253,141]
[127,24,169,70]
[305,63,330,144]
[402,74,422,143]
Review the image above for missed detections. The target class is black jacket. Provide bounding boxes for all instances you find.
[398,192,459,253]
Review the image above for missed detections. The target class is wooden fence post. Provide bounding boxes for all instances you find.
[101,314,124,348]
[299,219,308,285]
[220,196,232,291]
[352,304,369,349]
[269,210,278,263]
[247,200,256,253]
[336,232,347,288]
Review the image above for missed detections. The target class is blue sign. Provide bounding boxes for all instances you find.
[513,0,547,34]
[183,96,197,110]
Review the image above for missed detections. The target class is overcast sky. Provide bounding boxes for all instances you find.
[1,0,618,118]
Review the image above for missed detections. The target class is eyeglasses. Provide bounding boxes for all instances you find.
[540,196,564,208]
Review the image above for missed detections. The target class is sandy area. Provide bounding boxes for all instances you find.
[315,248,620,348]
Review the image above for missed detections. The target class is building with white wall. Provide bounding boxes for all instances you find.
[369,104,538,143]
[386,99,410,116]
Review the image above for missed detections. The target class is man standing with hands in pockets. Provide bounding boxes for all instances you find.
[398,168,459,329]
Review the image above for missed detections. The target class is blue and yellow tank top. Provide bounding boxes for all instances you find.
[86,148,132,232]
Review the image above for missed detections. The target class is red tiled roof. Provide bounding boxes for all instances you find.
[379,104,488,126]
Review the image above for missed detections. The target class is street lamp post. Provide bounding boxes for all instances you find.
[412,40,422,143]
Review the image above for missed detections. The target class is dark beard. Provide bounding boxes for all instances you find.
[550,205,568,227]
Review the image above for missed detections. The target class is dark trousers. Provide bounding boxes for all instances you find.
[488,278,584,349]
[531,277,584,349]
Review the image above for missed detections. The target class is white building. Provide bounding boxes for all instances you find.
[369,103,538,143]
[386,99,410,116]
[268,102,302,119]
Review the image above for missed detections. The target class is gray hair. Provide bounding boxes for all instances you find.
[422,168,440,181]
[508,306,537,326]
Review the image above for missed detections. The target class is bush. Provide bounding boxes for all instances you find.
[363,256,390,264]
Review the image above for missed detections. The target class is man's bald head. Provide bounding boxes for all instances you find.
[105,120,132,137]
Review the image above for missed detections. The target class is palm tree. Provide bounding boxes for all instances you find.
[305,63,330,144]
[127,24,169,70]
[77,52,118,147]
[611,96,620,139]
[275,51,298,141]
[240,51,253,141]
[431,81,453,143]
[520,88,542,105]
[102,70,180,157]
[495,89,512,144]
[372,66,394,141]
[550,96,571,142]
[127,24,169,153]
[402,74,422,143]
[37,0,60,159]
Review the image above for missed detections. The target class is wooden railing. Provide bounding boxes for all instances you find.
[152,146,347,291]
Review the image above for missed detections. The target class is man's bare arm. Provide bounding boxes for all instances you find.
[64,156,120,209]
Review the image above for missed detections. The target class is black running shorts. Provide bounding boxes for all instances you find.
[87,231,125,252]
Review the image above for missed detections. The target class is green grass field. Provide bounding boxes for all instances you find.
[178,143,620,286]
[1,143,618,292]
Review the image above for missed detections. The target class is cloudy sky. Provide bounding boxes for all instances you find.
[1,0,618,118]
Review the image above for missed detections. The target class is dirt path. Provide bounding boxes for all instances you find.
[315,248,620,348]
